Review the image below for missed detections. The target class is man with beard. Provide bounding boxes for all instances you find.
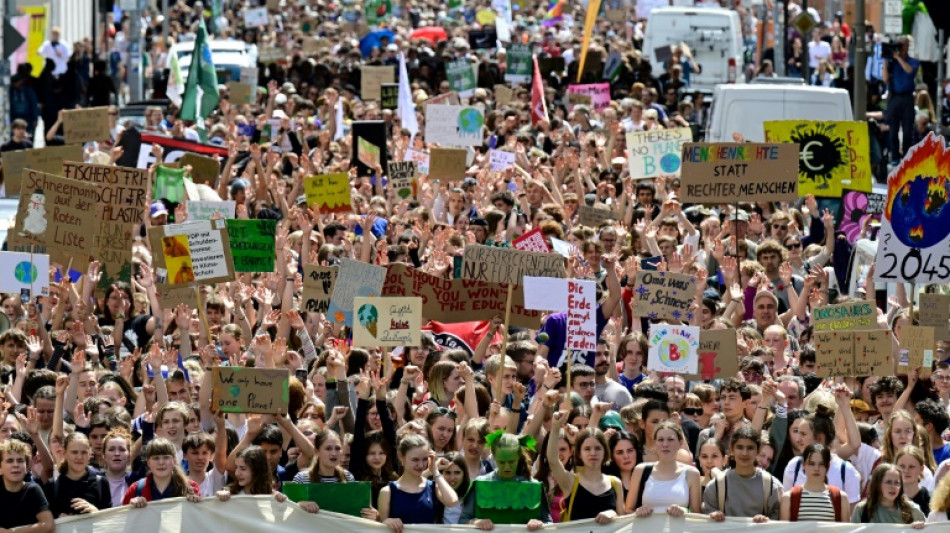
[593,339,632,410]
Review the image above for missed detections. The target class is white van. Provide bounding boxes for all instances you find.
[706,84,854,142]
[171,39,251,82]
[642,7,743,91]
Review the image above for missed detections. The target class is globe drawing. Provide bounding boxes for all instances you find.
[458,108,483,134]
[14,261,37,284]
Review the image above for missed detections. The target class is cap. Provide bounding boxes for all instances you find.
[610,156,626,166]
[470,218,488,228]
[599,411,624,431]
[150,201,168,218]
[850,399,876,413]
[274,94,288,106]
[281,82,297,94]
[729,210,750,222]
[753,290,780,307]
[296,194,308,206]
[702,288,721,301]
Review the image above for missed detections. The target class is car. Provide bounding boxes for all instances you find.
[171,39,250,83]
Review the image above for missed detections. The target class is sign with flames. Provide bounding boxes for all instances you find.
[875,133,950,283]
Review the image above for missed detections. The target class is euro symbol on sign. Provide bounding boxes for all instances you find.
[801,140,823,172]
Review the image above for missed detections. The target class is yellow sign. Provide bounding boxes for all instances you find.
[303,173,352,213]
[763,120,872,197]
[22,6,48,77]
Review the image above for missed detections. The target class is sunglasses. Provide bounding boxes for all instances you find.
[682,407,703,416]
[435,407,458,420]
[786,242,802,250]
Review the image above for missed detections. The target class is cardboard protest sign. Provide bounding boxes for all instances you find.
[357,138,382,169]
[875,134,950,283]
[764,120,872,197]
[0,251,50,298]
[426,105,484,147]
[227,81,253,105]
[576,205,617,227]
[282,482,371,517]
[838,189,885,244]
[606,8,625,21]
[815,330,855,377]
[243,6,268,27]
[494,85,513,106]
[302,264,337,313]
[304,173,351,213]
[14,170,101,265]
[62,107,111,143]
[653,45,673,65]
[680,142,799,203]
[489,150,516,172]
[626,127,692,179]
[567,93,592,107]
[446,60,477,98]
[899,325,935,377]
[404,149,430,175]
[682,329,740,381]
[258,45,285,63]
[350,121,388,177]
[2,145,83,197]
[812,300,877,331]
[919,293,950,341]
[155,284,198,309]
[186,201,235,221]
[380,83,399,110]
[427,148,467,181]
[632,271,697,321]
[353,297,422,347]
[212,367,289,414]
[566,280,597,352]
[328,258,387,326]
[567,83,610,112]
[388,161,417,200]
[853,330,894,377]
[360,65,395,101]
[240,67,259,89]
[505,44,533,83]
[149,219,235,285]
[512,228,551,253]
[462,245,566,284]
[647,324,700,374]
[226,219,276,273]
[383,263,543,329]
[115,129,229,169]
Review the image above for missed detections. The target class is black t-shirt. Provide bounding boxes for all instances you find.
[0,139,32,152]
[99,314,153,352]
[45,470,112,517]
[0,482,49,529]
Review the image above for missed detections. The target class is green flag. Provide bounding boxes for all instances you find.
[180,18,219,141]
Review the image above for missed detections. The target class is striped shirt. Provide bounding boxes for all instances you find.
[795,488,836,522]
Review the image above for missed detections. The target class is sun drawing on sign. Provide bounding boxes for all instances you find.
[790,123,846,189]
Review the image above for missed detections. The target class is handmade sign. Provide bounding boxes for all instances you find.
[462,245,566,284]
[388,161,417,200]
[149,219,235,285]
[566,279,597,352]
[258,46,284,63]
[853,330,894,377]
[567,93,592,107]
[14,170,101,264]
[155,284,198,309]
[1,144,83,197]
[505,44,533,83]
[383,263,543,329]
[304,173,351,213]
[62,107,110,143]
[680,143,799,203]
[186,201,235,221]
[0,251,50,298]
[473,480,543,524]
[494,85,513,106]
[302,264,337,313]
[837,189,885,244]
[426,104,484,147]
[567,83,610,112]
[328,258,387,326]
[523,276,569,312]
[360,65,394,101]
[682,329,740,381]
[226,219,276,273]
[380,83,399,110]
[899,325,936,377]
[282,482,371,517]
[576,205,617,227]
[445,60,477,98]
[243,6,268,27]
[875,134,950,283]
[180,152,221,185]
[364,0,392,25]
[647,324,700,374]
[116,130,230,169]
[919,293,950,341]
[357,138,381,169]
[626,127,692,179]
[404,149,430,175]
[812,300,877,331]
[350,121,388,177]
[227,81,253,105]
[422,91,461,112]
[489,150,516,172]
[632,271,697,321]
[764,120,872,197]
[353,296,422,347]
[212,367,289,414]
[427,148,467,181]
[512,228,550,253]
[815,330,855,377]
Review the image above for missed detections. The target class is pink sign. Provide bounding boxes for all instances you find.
[512,228,550,253]
[566,280,596,352]
[568,83,611,112]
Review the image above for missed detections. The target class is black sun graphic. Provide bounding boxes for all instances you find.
[789,123,847,189]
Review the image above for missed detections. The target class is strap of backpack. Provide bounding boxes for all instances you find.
[789,486,803,522]
[135,478,147,498]
[564,474,580,522]
[829,486,842,522]
[793,458,802,485]
[635,464,654,511]
[760,470,772,515]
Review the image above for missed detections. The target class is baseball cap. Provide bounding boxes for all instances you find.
[150,201,168,218]
[729,210,750,222]
[599,411,625,431]
[851,399,876,413]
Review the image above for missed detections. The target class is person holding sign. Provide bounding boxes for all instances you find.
[378,435,459,532]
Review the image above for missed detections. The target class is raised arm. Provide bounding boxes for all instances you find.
[547,410,576,495]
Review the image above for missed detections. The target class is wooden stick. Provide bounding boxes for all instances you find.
[195,288,213,342]
[496,283,514,402]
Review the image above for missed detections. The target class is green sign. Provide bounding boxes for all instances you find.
[282,482,371,516]
[364,0,392,25]
[446,60,477,98]
[505,44,533,84]
[225,219,276,272]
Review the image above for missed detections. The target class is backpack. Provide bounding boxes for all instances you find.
[716,469,774,516]
[789,485,843,522]
[134,477,151,499]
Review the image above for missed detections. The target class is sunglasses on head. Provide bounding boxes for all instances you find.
[435,407,458,419]
[682,407,702,416]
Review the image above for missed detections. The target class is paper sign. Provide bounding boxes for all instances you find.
[919,293,950,341]
[462,245,566,284]
[350,121,388,178]
[382,263,543,329]
[304,173,351,213]
[512,227,551,253]
[404,149,430,176]
[227,81,253,105]
[838,189,885,244]
[505,43,533,83]
[155,284,198,309]
[240,67,259,95]
[812,300,877,331]
[422,91,461,112]
[567,83,611,112]
[258,46,284,64]
[360,65,395,101]
[523,276,568,311]
[445,60,477,98]
[226,219,276,273]
[244,6,268,27]
[566,280,597,352]
[2,145,84,197]
[567,93,592,107]
[489,150,516,172]
[353,296,422,347]
[606,9,625,22]
[900,325,935,377]
[680,142,800,203]
[328,258,387,326]
[149,219,235,285]
[576,205,617,228]
[626,127,692,179]
[212,367,289,414]
[427,148,467,181]
[550,238,576,258]
[494,85,513,106]
[282,482,371,517]
[15,170,100,263]
[380,83,399,110]
[357,138,381,168]
[682,329,740,381]
[62,107,111,143]
[647,324,700,374]
[853,330,894,377]
[815,330,855,377]
[632,271,698,321]
[426,104,484,147]
[186,201,235,221]
[388,161,417,200]
[0,251,50,297]
[302,264,337,313]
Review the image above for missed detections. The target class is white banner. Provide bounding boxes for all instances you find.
[52,497,944,533]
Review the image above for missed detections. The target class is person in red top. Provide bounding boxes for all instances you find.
[123,439,201,507]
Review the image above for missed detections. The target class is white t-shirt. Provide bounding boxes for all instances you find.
[196,467,228,497]
[808,40,832,68]
[38,40,71,75]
